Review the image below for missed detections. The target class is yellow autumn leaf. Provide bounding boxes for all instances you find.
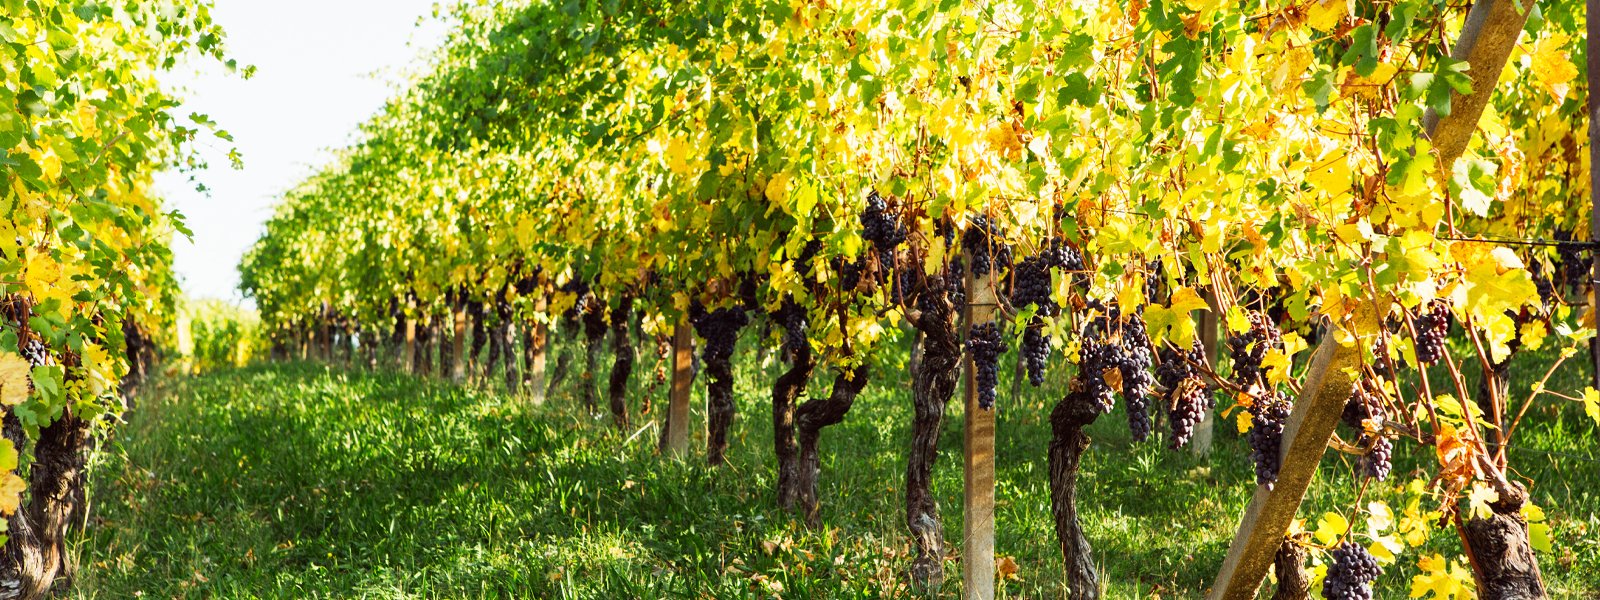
[1235,409,1253,434]
[1528,33,1578,100]
[24,250,61,299]
[1410,554,1474,599]
[0,472,23,516]
[1466,481,1499,521]
[0,439,15,472]
[1582,388,1600,427]
[1313,511,1348,546]
[0,353,30,406]
[1304,0,1348,32]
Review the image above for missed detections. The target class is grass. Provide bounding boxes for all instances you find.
[69,336,1598,599]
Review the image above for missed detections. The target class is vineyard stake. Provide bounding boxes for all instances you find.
[1590,0,1600,390]
[963,266,999,600]
[664,319,694,458]
[1191,286,1220,456]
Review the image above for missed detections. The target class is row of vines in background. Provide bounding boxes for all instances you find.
[0,1,238,597]
[240,0,1594,598]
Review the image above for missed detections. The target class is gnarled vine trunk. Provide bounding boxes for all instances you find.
[499,304,520,392]
[772,334,814,510]
[1048,393,1100,600]
[1271,537,1310,600]
[0,413,90,600]
[906,272,962,590]
[1463,484,1547,600]
[795,367,869,527]
[468,301,487,378]
[582,302,607,413]
[607,297,635,429]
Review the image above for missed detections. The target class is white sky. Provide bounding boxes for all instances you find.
[154,0,449,303]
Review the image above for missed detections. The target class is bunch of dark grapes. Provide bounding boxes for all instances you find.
[1342,378,1384,430]
[1322,542,1381,600]
[1021,319,1050,386]
[20,338,49,366]
[1009,254,1057,316]
[795,239,823,281]
[1412,300,1450,365]
[738,272,763,312]
[1077,332,1118,414]
[1362,436,1393,481]
[1167,376,1212,450]
[1555,230,1588,294]
[835,257,865,292]
[560,280,592,321]
[861,192,907,272]
[1228,310,1282,391]
[1249,392,1291,488]
[772,298,809,357]
[961,215,1011,277]
[1529,259,1556,306]
[968,321,1004,409]
[1118,312,1157,442]
[692,306,750,365]
[1156,339,1203,391]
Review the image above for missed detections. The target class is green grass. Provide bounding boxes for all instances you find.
[70,339,1598,598]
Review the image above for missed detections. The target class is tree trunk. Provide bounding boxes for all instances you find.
[906,278,962,591]
[414,318,433,377]
[1463,484,1547,600]
[582,303,607,413]
[0,413,90,600]
[501,318,520,392]
[1271,538,1310,600]
[607,298,635,429]
[704,355,734,465]
[547,324,572,400]
[486,314,503,385]
[796,367,869,527]
[1049,394,1101,600]
[772,341,814,510]
[525,295,549,403]
[451,299,468,382]
[469,301,487,379]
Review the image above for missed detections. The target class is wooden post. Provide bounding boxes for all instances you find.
[1590,0,1600,390]
[451,300,468,383]
[663,320,694,457]
[527,296,549,404]
[1207,319,1367,599]
[1192,287,1221,456]
[963,266,999,600]
[402,316,417,375]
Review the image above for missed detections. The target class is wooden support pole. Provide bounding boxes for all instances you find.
[1192,286,1221,456]
[402,316,417,375]
[1208,307,1372,599]
[963,266,999,600]
[451,300,468,383]
[1589,0,1600,390]
[664,319,694,458]
[527,296,550,405]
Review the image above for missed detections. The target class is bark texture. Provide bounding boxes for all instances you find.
[0,414,90,600]
[771,334,814,509]
[905,268,962,591]
[1049,392,1101,600]
[795,367,869,527]
[1271,538,1310,600]
[607,297,635,429]
[1463,484,1547,600]
[582,302,607,413]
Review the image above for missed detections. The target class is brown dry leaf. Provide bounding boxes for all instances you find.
[996,555,1020,581]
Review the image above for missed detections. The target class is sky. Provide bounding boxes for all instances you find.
[153,1,449,303]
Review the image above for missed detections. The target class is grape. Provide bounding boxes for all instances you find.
[1008,254,1057,317]
[1228,310,1282,391]
[961,215,1011,277]
[1021,318,1050,386]
[1361,436,1393,482]
[1076,331,1118,415]
[1157,338,1203,391]
[968,321,1004,409]
[1249,391,1291,488]
[692,306,749,365]
[1167,376,1212,450]
[1322,542,1381,600]
[1118,311,1156,442]
[1342,378,1384,430]
[862,191,907,275]
[772,298,808,357]
[836,257,865,292]
[20,338,49,366]
[738,271,762,311]
[1413,300,1450,365]
[1555,230,1589,294]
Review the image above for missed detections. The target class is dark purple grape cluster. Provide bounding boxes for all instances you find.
[968,321,1004,409]
[1167,376,1212,450]
[20,338,49,366]
[692,305,750,365]
[1323,542,1381,600]
[560,279,592,321]
[961,215,1011,277]
[835,257,865,292]
[1342,378,1384,430]
[1249,391,1291,488]
[862,192,907,271]
[1156,339,1203,391]
[771,298,808,357]
[1362,436,1393,481]
[1077,333,1118,414]
[1228,310,1282,391]
[738,271,763,311]
[1413,300,1450,365]
[1118,312,1156,442]
[1009,254,1057,316]
[1554,230,1589,293]
[1021,319,1050,387]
